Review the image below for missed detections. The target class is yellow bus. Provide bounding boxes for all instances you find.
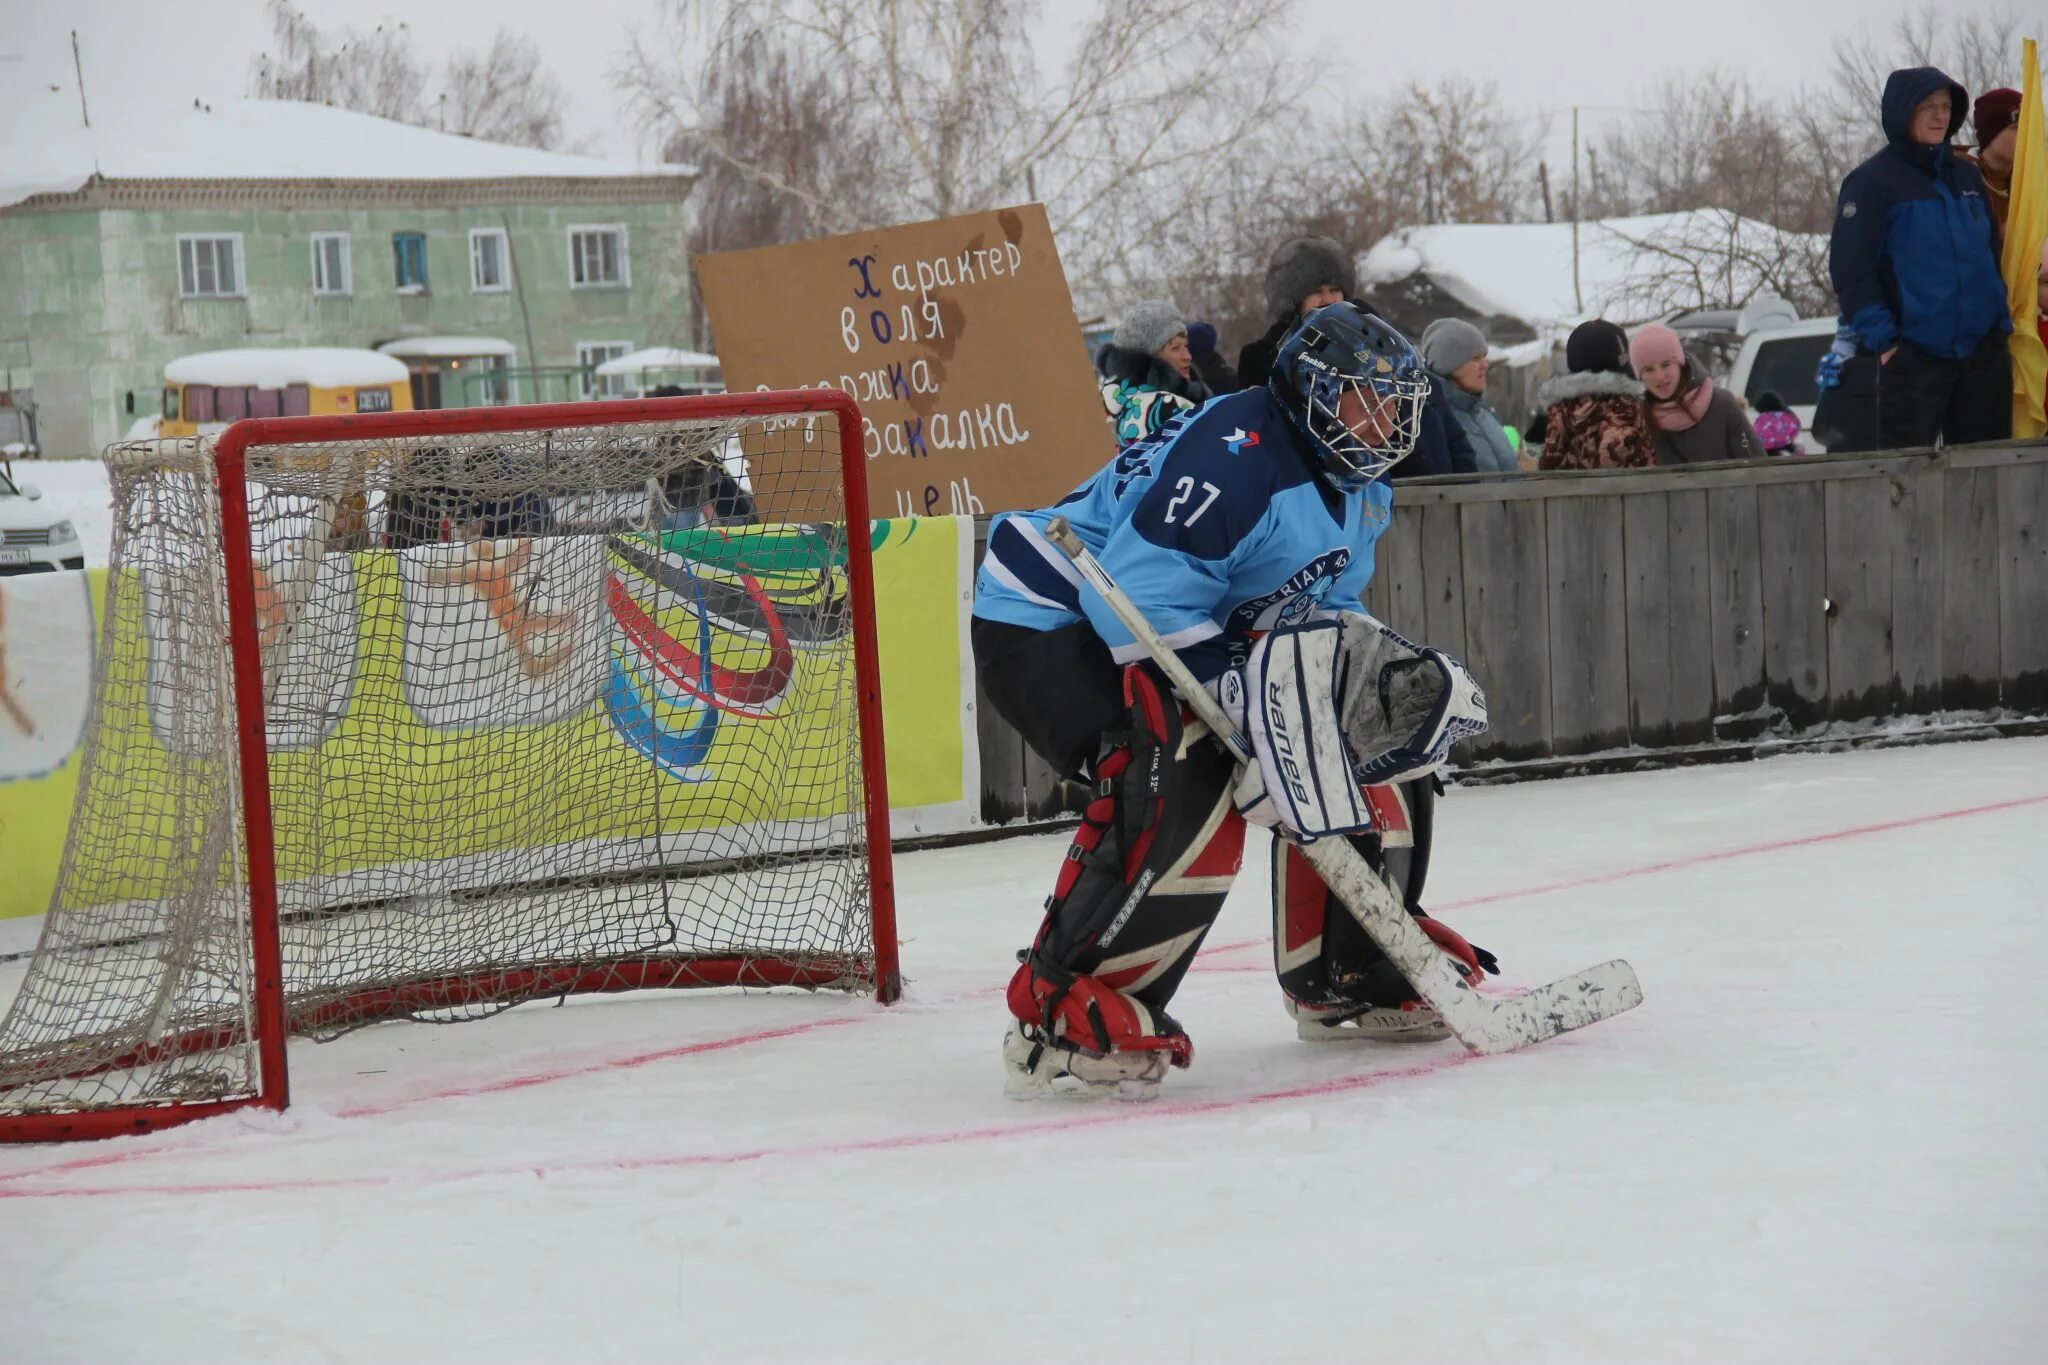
[159,348,414,438]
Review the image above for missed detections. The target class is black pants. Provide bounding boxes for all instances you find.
[1813,356,1882,454]
[970,617,1128,778]
[1879,331,2013,448]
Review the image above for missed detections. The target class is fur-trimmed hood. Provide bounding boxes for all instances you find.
[1096,342,1210,403]
[1538,369,1646,407]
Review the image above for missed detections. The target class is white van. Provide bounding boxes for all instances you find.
[1726,319,1838,433]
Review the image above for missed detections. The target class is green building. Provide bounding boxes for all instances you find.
[0,98,697,457]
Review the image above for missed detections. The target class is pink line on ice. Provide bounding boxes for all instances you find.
[335,1015,874,1119]
[0,1048,1484,1200]
[1428,790,2048,913]
[342,933,1277,1119]
[1190,789,2048,961]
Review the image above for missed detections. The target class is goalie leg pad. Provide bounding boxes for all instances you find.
[1005,665,1245,1097]
[1270,785,1497,1040]
[1228,620,1376,838]
[1020,664,1244,1014]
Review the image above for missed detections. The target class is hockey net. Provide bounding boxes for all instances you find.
[0,392,897,1142]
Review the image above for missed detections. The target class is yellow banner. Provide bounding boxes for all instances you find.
[2006,37,2048,439]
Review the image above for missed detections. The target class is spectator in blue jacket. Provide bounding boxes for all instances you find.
[1419,318,1519,473]
[1386,369,1478,479]
[1829,66,2011,447]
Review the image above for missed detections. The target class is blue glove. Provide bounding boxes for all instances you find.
[1814,339,1854,392]
[1186,321,1218,360]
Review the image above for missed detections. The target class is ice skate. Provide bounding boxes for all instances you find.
[1002,1020,1172,1100]
[1286,995,1450,1042]
[1283,913,1494,1043]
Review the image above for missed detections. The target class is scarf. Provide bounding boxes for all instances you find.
[1648,373,1714,432]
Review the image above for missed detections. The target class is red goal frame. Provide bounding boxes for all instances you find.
[2,389,899,1143]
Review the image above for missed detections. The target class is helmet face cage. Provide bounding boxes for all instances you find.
[1273,306,1430,490]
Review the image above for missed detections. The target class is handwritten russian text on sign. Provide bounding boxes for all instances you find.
[695,204,1113,517]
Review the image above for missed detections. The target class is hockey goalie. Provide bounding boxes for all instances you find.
[972,301,1494,1099]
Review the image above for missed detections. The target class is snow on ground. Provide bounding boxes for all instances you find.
[3,738,2046,1363]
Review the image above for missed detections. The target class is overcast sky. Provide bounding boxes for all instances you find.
[3,0,1976,164]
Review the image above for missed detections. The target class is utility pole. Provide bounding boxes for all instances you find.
[1570,106,1583,314]
[1538,161,1554,224]
[70,30,91,128]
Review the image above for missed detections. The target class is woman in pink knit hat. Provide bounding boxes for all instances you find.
[1629,324,1766,464]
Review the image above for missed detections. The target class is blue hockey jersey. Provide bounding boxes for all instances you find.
[974,388,1393,682]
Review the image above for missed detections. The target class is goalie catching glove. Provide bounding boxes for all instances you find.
[1218,614,1487,839]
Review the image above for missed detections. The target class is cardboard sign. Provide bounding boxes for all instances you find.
[695,203,1114,518]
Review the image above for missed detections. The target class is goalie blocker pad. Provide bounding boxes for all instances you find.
[1229,615,1487,839]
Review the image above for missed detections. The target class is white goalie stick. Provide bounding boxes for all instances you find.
[1043,517,1642,1057]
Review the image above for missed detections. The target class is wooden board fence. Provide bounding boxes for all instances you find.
[968,441,2048,821]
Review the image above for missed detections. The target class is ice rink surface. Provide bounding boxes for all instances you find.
[3,738,2045,1363]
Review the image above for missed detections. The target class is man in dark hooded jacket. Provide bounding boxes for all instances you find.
[1829,67,2010,447]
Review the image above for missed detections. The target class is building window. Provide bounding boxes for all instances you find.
[568,226,628,288]
[469,228,510,292]
[393,232,429,293]
[177,235,244,298]
[311,233,351,295]
[577,341,633,399]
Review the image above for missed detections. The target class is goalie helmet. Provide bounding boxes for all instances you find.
[1267,302,1430,491]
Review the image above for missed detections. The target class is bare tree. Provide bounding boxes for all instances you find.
[620,0,1294,309]
[1334,79,1548,231]
[250,2,427,123]
[1590,76,1835,233]
[441,32,569,149]
[250,1,572,150]
[1599,211,1834,320]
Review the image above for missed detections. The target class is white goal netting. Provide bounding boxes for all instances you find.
[1,402,891,1136]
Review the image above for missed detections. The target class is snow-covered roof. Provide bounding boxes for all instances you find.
[594,347,721,377]
[377,336,519,360]
[1359,212,1827,332]
[1,94,689,210]
[164,348,411,389]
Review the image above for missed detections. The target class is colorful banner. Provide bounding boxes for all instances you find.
[0,516,979,921]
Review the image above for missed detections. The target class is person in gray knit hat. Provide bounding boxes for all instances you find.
[1236,236,1360,390]
[1113,299,1187,357]
[1418,318,1519,474]
[1095,298,1212,447]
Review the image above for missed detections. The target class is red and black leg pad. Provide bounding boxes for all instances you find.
[1008,664,1246,1057]
[1269,776,1495,1010]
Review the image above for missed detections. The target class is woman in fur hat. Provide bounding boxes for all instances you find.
[1235,236,1357,390]
[1628,324,1765,465]
[1534,320,1658,470]
[1096,299,1213,446]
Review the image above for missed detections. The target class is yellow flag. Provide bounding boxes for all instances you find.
[2005,37,2048,439]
